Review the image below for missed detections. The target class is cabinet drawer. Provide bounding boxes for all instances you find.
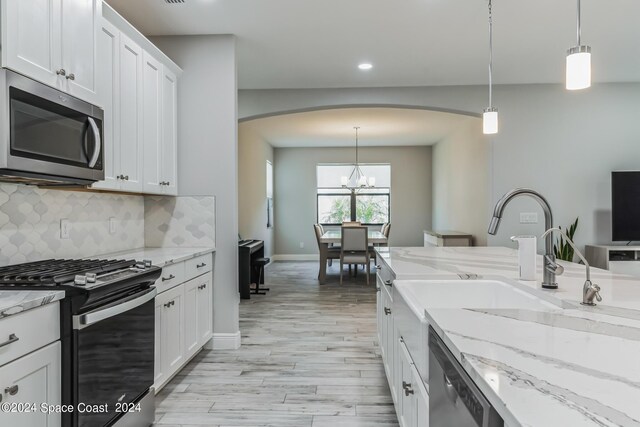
[0,303,60,367]
[424,232,439,247]
[376,262,394,290]
[185,253,213,280]
[155,262,185,294]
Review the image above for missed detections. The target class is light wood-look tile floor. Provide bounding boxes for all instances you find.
[153,261,399,427]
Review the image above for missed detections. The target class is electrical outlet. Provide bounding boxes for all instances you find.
[60,219,71,239]
[520,212,538,224]
[109,217,117,235]
[299,242,304,249]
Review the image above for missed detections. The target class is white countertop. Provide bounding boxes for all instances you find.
[385,246,640,427]
[98,247,215,268]
[0,290,65,319]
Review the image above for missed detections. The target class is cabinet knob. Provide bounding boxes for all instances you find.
[124,175,129,181]
[4,385,18,396]
[66,73,75,81]
[56,69,66,76]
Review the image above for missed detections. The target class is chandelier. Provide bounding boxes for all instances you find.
[341,126,375,190]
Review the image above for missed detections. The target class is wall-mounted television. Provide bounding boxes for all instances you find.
[612,171,640,242]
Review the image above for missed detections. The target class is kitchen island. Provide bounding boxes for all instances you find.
[377,246,640,427]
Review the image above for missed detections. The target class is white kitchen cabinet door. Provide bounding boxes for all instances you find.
[153,297,165,389]
[2,0,62,89]
[197,274,213,346]
[161,67,178,195]
[60,0,100,105]
[142,52,163,195]
[412,364,429,427]
[91,19,120,191]
[183,279,199,359]
[158,285,184,379]
[118,33,143,193]
[0,341,61,427]
[397,339,414,427]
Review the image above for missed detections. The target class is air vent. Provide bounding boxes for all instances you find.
[164,0,185,3]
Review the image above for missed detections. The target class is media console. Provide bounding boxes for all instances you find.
[585,244,640,277]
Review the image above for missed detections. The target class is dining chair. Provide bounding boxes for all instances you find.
[340,226,370,285]
[342,221,362,227]
[314,224,340,279]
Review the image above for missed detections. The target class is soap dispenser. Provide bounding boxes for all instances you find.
[511,235,537,281]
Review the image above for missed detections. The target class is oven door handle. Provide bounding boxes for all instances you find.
[87,117,101,168]
[72,287,156,330]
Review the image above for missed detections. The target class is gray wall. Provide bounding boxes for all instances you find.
[238,125,274,257]
[274,146,432,255]
[432,119,489,246]
[240,83,640,252]
[152,35,240,339]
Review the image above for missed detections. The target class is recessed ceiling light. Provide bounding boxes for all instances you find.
[358,63,373,70]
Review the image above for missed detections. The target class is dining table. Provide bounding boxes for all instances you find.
[318,229,387,284]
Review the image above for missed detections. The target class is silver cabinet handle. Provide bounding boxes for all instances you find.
[164,301,172,308]
[56,69,66,76]
[0,334,19,349]
[197,263,207,268]
[124,175,129,181]
[384,280,392,286]
[403,382,414,396]
[198,284,207,290]
[375,265,381,269]
[384,307,391,315]
[4,385,18,396]
[66,73,75,80]
[72,288,156,330]
[87,117,101,168]
[162,274,175,282]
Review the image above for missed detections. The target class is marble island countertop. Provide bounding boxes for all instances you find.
[0,290,64,319]
[377,246,640,311]
[97,247,215,268]
[385,246,640,427]
[425,306,640,427]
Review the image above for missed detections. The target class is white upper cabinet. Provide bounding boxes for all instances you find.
[161,67,178,195]
[92,18,120,191]
[2,0,100,104]
[60,0,100,104]
[117,33,143,193]
[91,5,181,195]
[142,51,163,195]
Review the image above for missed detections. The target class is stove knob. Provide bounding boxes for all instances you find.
[74,275,87,286]
[144,260,152,268]
[86,273,97,283]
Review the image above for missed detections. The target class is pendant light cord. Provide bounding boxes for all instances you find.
[576,0,581,46]
[354,126,359,166]
[488,0,493,108]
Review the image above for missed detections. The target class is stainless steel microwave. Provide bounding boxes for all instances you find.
[0,69,104,186]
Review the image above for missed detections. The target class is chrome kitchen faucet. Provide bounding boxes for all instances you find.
[488,188,563,289]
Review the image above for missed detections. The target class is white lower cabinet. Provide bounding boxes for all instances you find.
[0,341,61,427]
[378,275,396,403]
[154,253,214,392]
[397,339,429,427]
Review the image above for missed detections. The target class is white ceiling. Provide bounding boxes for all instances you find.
[105,0,640,90]
[239,108,478,147]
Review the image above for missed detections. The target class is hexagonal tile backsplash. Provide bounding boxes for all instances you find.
[0,184,216,266]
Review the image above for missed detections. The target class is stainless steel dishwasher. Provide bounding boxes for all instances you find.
[429,327,504,427]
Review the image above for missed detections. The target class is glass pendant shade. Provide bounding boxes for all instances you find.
[566,46,591,90]
[483,108,498,135]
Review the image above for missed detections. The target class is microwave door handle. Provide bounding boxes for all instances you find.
[87,117,101,168]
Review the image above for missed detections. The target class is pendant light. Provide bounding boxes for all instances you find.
[566,0,591,90]
[341,127,375,190]
[483,0,498,135]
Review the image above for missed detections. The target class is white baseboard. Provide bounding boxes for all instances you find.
[209,331,241,350]
[271,254,319,261]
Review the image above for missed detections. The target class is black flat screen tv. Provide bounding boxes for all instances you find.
[612,171,640,242]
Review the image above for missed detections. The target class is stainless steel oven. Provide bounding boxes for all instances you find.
[429,327,504,427]
[0,69,104,186]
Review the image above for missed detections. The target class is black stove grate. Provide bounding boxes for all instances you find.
[0,259,137,286]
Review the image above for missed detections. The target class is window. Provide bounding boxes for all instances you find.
[266,161,273,228]
[317,164,390,225]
